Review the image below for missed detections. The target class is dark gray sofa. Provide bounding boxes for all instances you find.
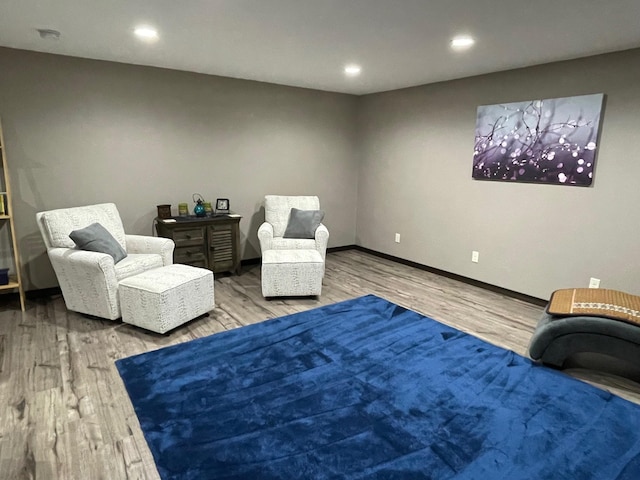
[529,311,640,368]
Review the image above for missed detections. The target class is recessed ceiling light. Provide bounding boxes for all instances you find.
[344,65,362,77]
[134,26,159,41]
[451,36,475,50]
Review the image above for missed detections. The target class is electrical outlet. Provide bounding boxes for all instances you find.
[471,251,479,263]
[589,277,601,288]
[395,233,401,243]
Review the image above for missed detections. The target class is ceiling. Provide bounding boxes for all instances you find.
[1,0,640,95]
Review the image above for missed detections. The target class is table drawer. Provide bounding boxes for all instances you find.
[173,246,206,264]
[172,227,205,247]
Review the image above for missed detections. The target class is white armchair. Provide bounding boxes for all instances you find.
[36,203,175,320]
[258,195,329,259]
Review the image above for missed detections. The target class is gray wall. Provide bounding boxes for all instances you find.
[2,45,639,299]
[357,48,640,299]
[0,47,359,290]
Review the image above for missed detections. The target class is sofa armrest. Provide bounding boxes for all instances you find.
[125,234,175,266]
[315,224,329,260]
[258,222,274,253]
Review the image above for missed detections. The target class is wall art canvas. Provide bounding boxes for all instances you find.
[472,93,604,186]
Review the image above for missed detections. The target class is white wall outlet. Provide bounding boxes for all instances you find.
[395,233,401,243]
[589,277,601,288]
[471,251,479,263]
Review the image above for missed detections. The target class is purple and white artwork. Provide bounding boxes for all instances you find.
[472,94,604,186]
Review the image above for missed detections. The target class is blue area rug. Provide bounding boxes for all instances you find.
[116,295,640,479]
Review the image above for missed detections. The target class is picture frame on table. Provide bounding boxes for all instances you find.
[215,198,230,214]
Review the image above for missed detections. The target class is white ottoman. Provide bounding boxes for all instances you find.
[119,264,214,333]
[261,249,324,297]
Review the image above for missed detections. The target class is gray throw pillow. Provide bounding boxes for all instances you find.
[283,208,325,239]
[69,222,127,263]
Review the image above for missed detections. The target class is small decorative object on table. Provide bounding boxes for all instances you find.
[178,203,189,216]
[193,193,206,217]
[215,198,230,214]
[156,204,171,219]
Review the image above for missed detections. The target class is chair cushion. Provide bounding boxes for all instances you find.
[270,238,317,251]
[115,254,164,281]
[283,208,325,239]
[70,222,127,263]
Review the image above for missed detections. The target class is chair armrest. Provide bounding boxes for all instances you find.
[314,224,329,260]
[48,247,115,272]
[47,247,121,319]
[258,222,274,253]
[125,234,175,266]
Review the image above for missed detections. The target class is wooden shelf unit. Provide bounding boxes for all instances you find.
[0,118,26,310]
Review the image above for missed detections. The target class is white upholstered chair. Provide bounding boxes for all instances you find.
[36,203,175,320]
[258,195,329,297]
[257,195,329,260]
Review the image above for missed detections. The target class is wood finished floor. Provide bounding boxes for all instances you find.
[1,249,640,479]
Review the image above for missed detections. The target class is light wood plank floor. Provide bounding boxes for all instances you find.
[1,249,639,479]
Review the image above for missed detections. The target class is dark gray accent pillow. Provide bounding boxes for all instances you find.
[69,222,127,263]
[283,208,325,239]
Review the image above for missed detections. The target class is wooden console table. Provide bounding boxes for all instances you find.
[155,214,242,275]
